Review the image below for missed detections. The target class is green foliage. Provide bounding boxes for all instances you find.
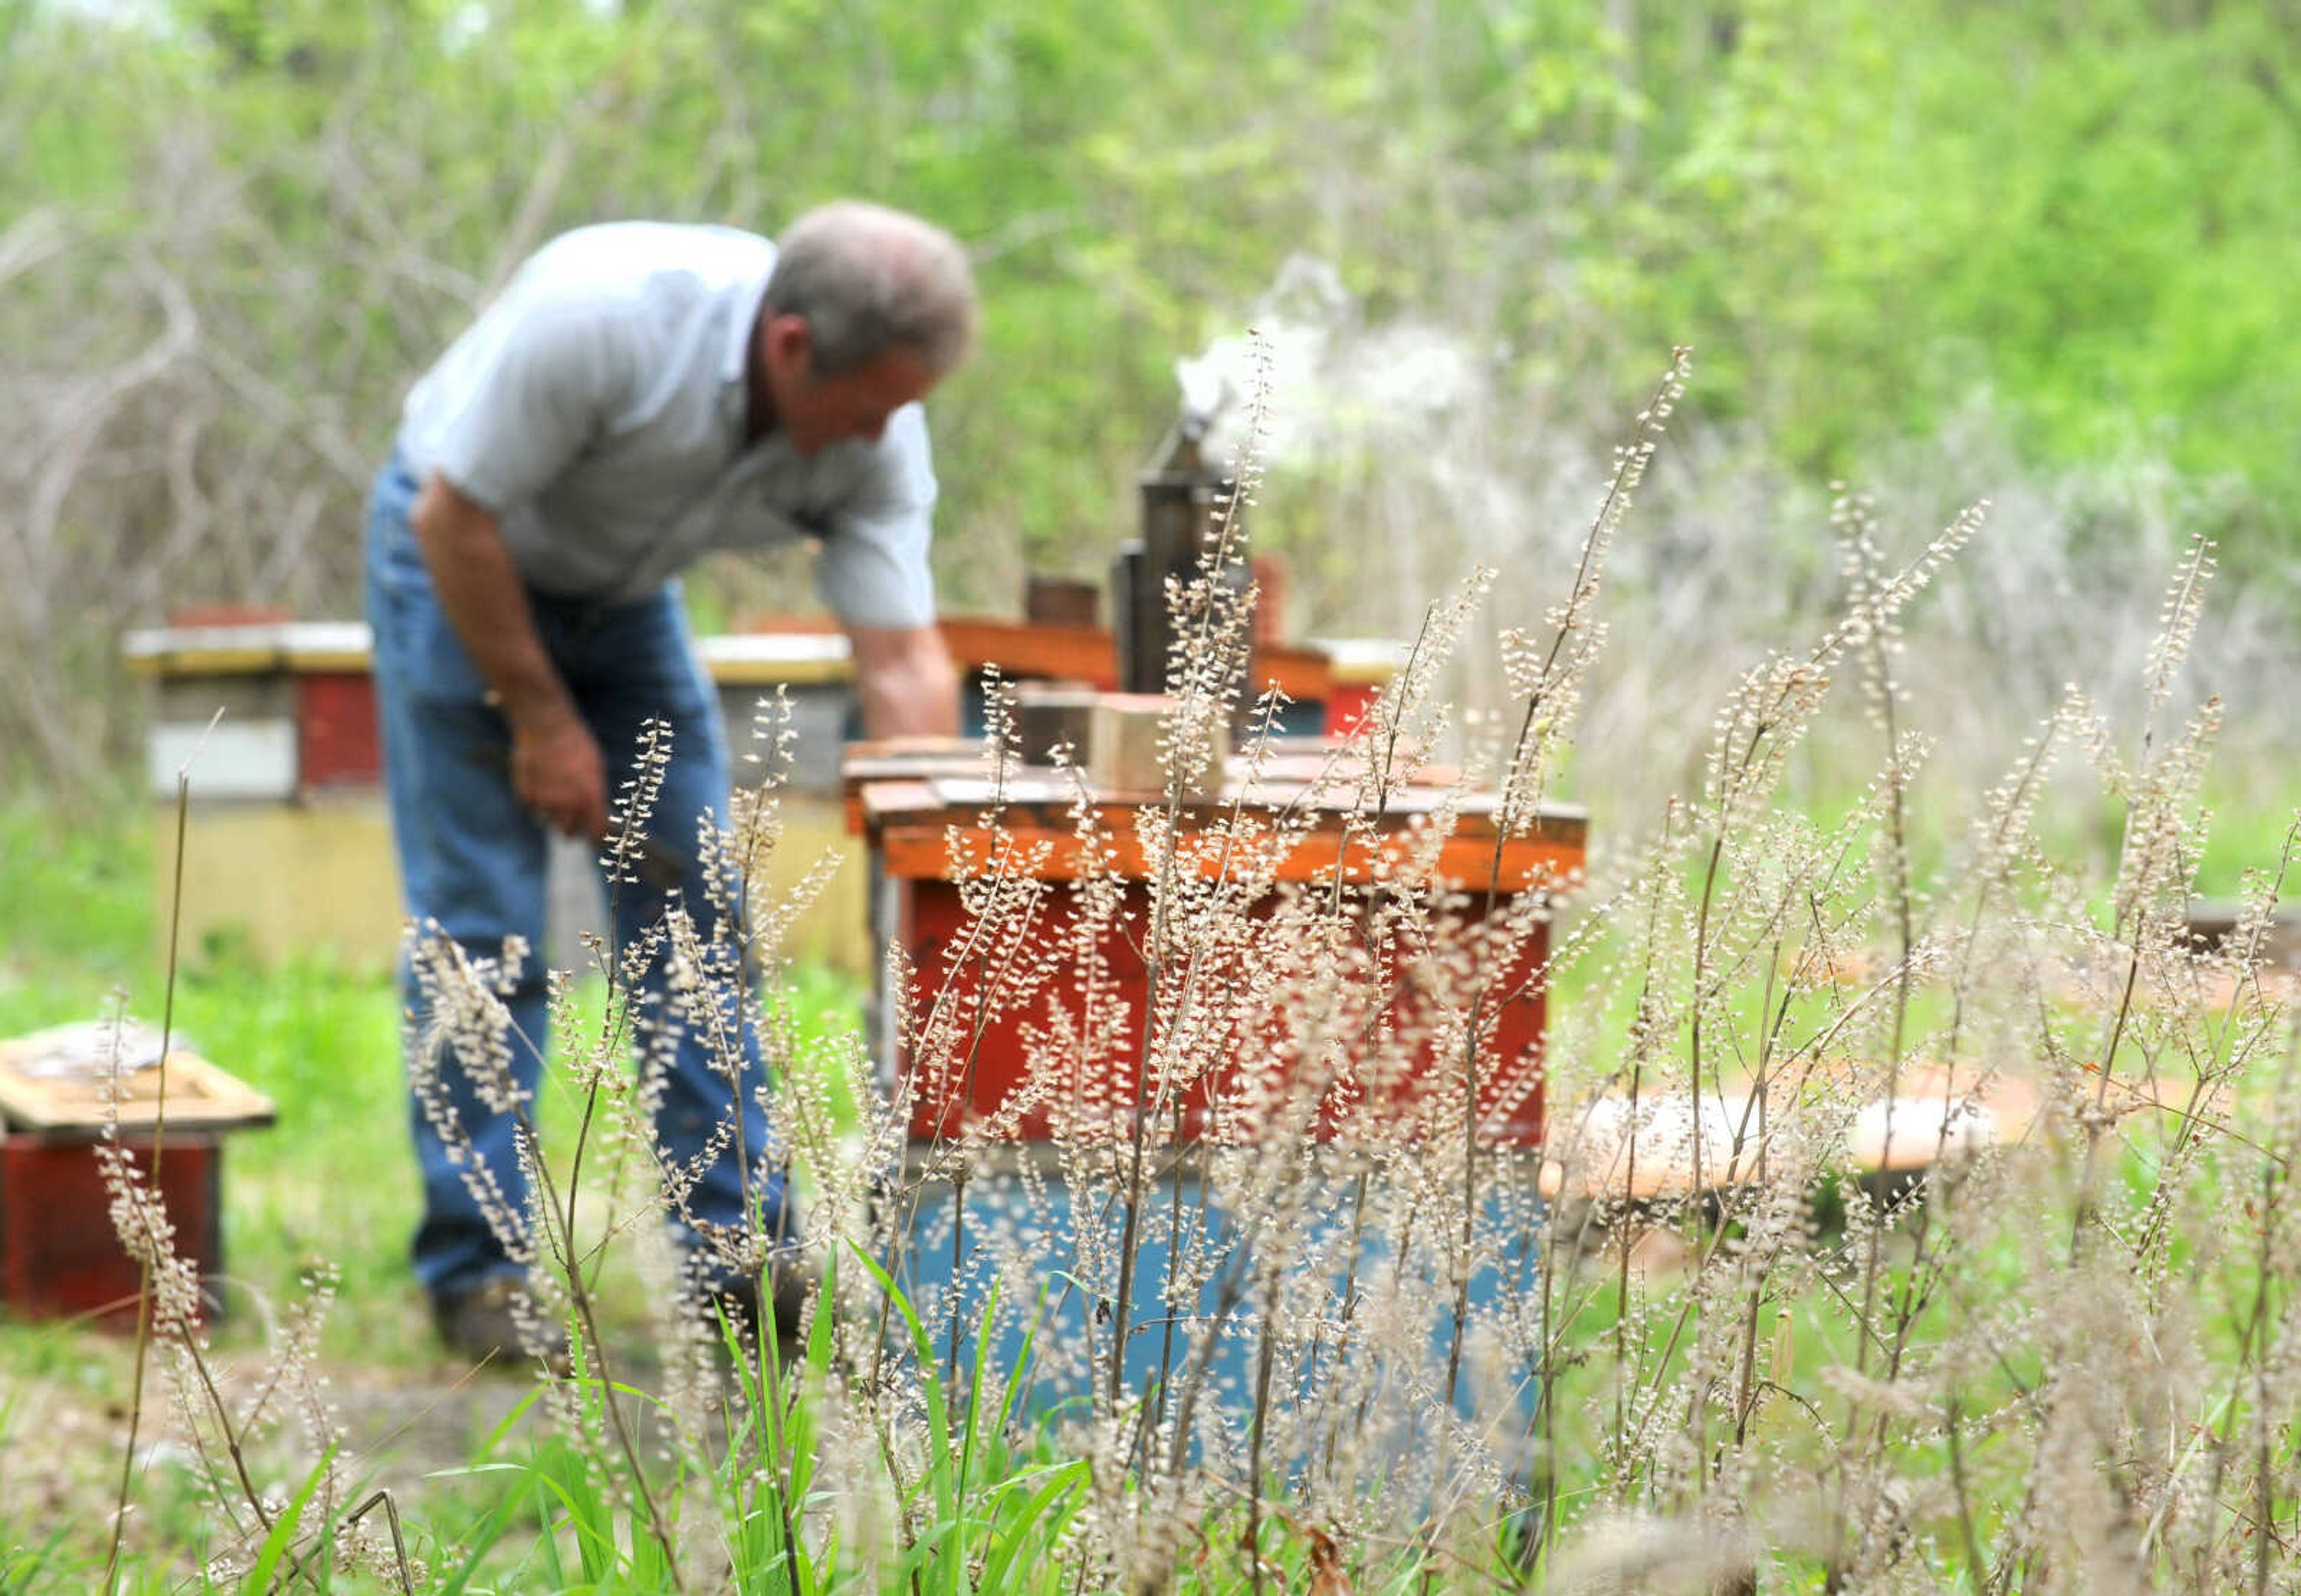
[1635,0,2301,518]
[239,1445,332,1594]
[4,5,2299,1586]
[5,0,2293,631]
[0,799,150,989]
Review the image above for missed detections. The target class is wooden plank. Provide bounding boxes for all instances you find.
[2,1135,228,1325]
[297,672,381,788]
[126,645,296,677]
[2184,899,2301,969]
[1540,1092,1771,1205]
[859,779,949,823]
[720,679,850,797]
[1243,749,1458,789]
[840,737,991,791]
[873,815,1583,891]
[1542,1068,2060,1206]
[122,621,373,676]
[1846,1065,2044,1172]
[889,874,1550,1146]
[129,624,869,687]
[890,775,1589,833]
[119,622,1382,699]
[937,617,1118,687]
[0,1026,275,1136]
[843,734,984,761]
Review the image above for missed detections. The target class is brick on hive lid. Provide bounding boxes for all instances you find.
[1087,693,1225,799]
[1012,681,1101,765]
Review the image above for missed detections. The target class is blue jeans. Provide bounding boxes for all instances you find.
[364,454,789,1301]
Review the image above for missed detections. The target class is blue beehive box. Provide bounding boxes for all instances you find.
[878,1144,1549,1481]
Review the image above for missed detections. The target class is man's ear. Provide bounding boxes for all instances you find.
[763,313,814,379]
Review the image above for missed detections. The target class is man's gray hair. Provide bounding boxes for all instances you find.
[766,201,977,377]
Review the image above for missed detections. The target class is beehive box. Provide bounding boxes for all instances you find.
[0,1025,273,1328]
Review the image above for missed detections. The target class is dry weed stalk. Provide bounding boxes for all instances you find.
[96,766,419,1592]
[86,344,2300,1593]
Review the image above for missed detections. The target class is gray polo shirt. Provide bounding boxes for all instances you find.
[396,221,938,628]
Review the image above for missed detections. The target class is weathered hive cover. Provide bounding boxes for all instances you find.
[0,1021,274,1136]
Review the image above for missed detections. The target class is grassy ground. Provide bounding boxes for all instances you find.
[4,761,2294,1590]
[0,751,2279,1340]
[0,796,873,1586]
[0,796,866,1350]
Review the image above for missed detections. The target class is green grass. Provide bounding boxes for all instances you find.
[0,794,881,1588]
[0,796,150,990]
[0,797,869,1367]
[0,797,428,1360]
[3,757,2294,1591]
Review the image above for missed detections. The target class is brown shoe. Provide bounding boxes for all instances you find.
[432,1277,572,1376]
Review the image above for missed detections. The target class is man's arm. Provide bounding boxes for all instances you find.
[412,472,609,839]
[846,624,961,738]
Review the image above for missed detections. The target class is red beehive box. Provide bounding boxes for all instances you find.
[0,1134,224,1327]
[848,751,1585,1150]
[892,870,1554,1145]
[0,1027,274,1329]
[296,671,381,788]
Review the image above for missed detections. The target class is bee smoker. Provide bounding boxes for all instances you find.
[1111,417,1255,704]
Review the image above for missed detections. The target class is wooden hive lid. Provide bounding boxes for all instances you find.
[0,1023,276,1138]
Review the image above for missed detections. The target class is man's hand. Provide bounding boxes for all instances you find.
[413,472,608,839]
[511,709,609,841]
[848,624,962,738]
